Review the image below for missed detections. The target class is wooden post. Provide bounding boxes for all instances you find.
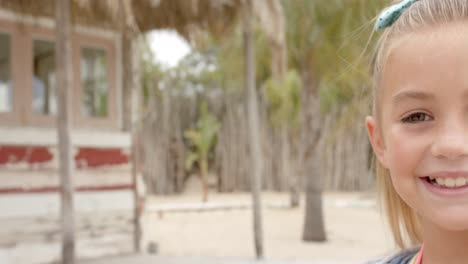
[123,27,141,252]
[118,0,142,251]
[131,128,141,252]
[243,0,264,259]
[55,0,75,263]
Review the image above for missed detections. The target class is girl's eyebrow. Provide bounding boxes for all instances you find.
[392,90,434,106]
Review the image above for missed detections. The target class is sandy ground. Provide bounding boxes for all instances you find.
[141,192,395,263]
[82,255,351,264]
[0,191,134,264]
[0,191,397,264]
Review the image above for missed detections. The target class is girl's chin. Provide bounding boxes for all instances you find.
[426,211,468,231]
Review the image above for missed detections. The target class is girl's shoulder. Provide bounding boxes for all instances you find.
[365,247,420,264]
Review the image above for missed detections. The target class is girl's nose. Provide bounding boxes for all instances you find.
[431,120,468,160]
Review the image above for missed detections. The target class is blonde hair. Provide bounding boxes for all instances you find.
[372,0,468,249]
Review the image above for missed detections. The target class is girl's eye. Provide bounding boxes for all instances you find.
[401,112,433,123]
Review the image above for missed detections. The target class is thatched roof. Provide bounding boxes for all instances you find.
[132,0,242,36]
[0,0,242,39]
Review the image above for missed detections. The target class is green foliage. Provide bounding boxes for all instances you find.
[184,101,221,171]
[176,51,221,92]
[140,0,390,137]
[282,0,387,113]
[263,70,301,128]
[142,34,224,106]
[254,29,273,85]
[210,25,272,93]
[141,40,163,106]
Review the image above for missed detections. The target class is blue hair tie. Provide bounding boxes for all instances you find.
[375,0,419,31]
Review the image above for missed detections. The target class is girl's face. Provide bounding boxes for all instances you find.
[367,22,468,231]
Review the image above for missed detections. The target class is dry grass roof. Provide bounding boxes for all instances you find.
[0,0,242,39]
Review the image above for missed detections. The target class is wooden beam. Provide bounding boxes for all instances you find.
[55,0,76,263]
[243,0,264,259]
[122,22,141,253]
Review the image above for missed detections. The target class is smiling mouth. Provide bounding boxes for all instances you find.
[423,176,468,189]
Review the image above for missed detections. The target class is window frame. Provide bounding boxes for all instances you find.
[0,18,118,130]
[74,33,117,130]
[28,28,57,127]
[0,20,24,126]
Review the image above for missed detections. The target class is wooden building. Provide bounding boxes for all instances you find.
[0,0,242,193]
[0,1,133,193]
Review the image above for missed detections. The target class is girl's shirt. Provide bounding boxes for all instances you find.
[411,244,423,264]
[367,246,423,264]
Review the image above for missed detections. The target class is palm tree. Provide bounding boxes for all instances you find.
[281,0,327,242]
[282,0,387,241]
[264,70,301,207]
[253,0,304,207]
[185,102,221,202]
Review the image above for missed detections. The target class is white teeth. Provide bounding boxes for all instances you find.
[433,177,468,188]
[429,176,435,180]
[445,178,456,188]
[455,177,467,187]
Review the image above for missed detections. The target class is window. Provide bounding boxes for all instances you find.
[33,39,56,115]
[0,32,12,113]
[81,47,108,118]
[0,19,117,129]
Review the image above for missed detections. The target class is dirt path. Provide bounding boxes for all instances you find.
[81,254,350,264]
[1,191,396,263]
[142,192,395,263]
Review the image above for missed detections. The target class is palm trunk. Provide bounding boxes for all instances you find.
[280,126,297,207]
[256,0,295,203]
[55,0,75,262]
[244,0,264,259]
[300,58,326,242]
[302,153,326,241]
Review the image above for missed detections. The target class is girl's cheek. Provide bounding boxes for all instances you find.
[385,125,425,170]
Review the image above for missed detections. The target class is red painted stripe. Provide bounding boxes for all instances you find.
[75,148,129,168]
[0,184,133,194]
[0,146,53,164]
